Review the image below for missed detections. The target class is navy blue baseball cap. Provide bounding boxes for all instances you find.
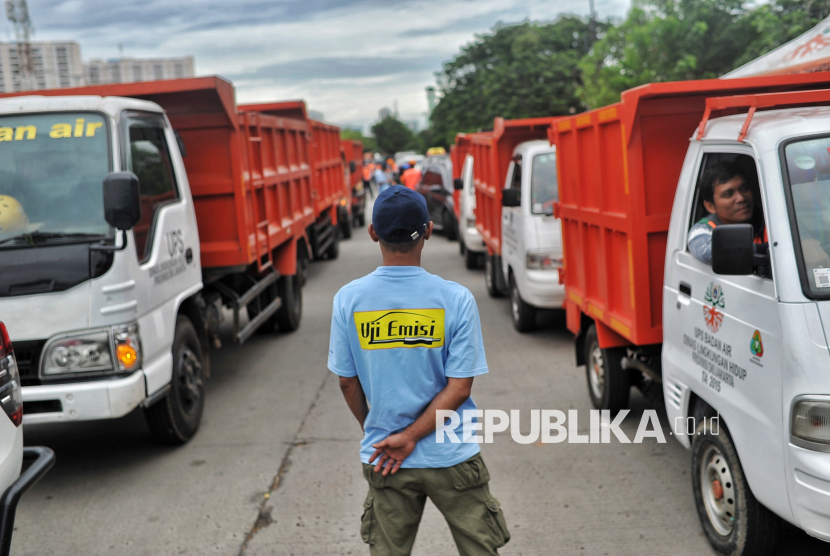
[372,185,429,243]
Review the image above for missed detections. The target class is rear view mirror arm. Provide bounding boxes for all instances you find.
[89,230,128,252]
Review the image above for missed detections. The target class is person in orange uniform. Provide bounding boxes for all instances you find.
[401,161,422,190]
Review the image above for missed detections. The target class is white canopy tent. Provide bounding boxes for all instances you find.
[725,16,830,78]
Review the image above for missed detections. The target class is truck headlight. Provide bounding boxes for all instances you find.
[792,399,830,446]
[41,323,142,377]
[43,330,113,376]
[526,251,563,270]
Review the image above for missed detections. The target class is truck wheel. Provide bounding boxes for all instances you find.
[583,324,629,413]
[443,209,458,241]
[465,246,480,270]
[145,316,205,445]
[460,240,466,256]
[325,226,340,260]
[357,214,365,227]
[340,208,353,239]
[510,274,536,332]
[485,255,503,298]
[691,414,781,556]
[275,273,302,332]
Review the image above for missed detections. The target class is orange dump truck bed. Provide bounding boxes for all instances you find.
[0,76,314,274]
[549,72,830,348]
[240,101,346,221]
[473,117,560,255]
[341,139,364,189]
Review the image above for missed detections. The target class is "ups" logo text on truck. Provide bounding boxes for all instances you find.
[354,309,445,350]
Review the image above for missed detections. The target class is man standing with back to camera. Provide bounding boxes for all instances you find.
[328,185,510,555]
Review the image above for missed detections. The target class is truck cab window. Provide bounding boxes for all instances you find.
[123,113,179,262]
[687,153,769,278]
[509,156,522,190]
[530,152,557,215]
[784,136,830,295]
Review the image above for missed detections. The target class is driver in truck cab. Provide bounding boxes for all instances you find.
[687,162,766,264]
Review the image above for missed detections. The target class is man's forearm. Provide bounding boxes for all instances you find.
[402,378,473,443]
[339,376,369,430]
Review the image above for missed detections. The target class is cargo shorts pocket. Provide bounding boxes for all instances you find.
[448,454,491,491]
[360,492,376,545]
[484,496,510,548]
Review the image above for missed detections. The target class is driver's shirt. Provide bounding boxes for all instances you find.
[688,214,766,265]
[328,265,488,468]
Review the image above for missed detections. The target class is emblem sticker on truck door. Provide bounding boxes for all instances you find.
[354,309,445,350]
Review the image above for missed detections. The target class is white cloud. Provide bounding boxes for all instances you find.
[21,0,631,130]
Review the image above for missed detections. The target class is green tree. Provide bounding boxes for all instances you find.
[370,116,418,155]
[578,0,759,108]
[429,17,598,146]
[738,0,830,67]
[340,128,377,153]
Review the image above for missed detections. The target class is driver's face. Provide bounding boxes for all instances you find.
[704,175,753,225]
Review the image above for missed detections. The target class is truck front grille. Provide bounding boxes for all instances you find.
[13,340,46,387]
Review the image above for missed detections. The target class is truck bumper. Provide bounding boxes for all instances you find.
[21,371,146,424]
[521,269,565,309]
[788,443,830,541]
[463,225,486,253]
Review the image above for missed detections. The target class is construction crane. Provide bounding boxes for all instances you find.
[6,0,34,91]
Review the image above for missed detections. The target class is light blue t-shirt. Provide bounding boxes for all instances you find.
[328,266,488,468]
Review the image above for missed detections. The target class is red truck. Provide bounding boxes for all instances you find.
[0,76,324,443]
[241,101,349,251]
[341,139,366,228]
[471,117,565,331]
[550,72,830,553]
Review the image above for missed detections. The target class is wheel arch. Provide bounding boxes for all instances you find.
[177,293,211,379]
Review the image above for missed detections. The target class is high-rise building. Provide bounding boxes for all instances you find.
[85,56,195,85]
[0,41,84,92]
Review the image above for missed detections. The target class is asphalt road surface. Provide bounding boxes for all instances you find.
[16,211,829,555]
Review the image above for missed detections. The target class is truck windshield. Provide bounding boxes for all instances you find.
[784,136,830,295]
[0,112,110,245]
[530,152,557,215]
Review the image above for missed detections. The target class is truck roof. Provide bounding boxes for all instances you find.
[0,94,161,117]
[703,105,830,151]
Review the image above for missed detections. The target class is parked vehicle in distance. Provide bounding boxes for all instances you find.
[551,72,830,554]
[0,77,328,444]
[0,321,54,556]
[417,157,458,241]
[342,139,366,228]
[394,151,423,169]
[453,133,488,269]
[472,117,564,331]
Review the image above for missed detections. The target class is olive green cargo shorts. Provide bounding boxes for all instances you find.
[360,453,510,556]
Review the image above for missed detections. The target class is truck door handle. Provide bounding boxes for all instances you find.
[679,282,691,297]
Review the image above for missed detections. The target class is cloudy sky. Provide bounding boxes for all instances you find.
[18,0,630,131]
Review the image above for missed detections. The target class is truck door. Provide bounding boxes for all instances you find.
[502,156,523,275]
[123,111,201,394]
[667,149,784,500]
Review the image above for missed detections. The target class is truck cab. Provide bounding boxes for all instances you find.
[500,140,563,331]
[663,101,830,547]
[0,95,206,442]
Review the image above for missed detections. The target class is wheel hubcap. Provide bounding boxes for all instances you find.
[700,445,736,536]
[485,258,493,289]
[588,345,605,400]
[177,346,203,416]
[511,283,520,321]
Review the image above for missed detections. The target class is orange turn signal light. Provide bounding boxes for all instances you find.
[116,344,138,369]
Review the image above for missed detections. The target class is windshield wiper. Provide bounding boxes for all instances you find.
[0,231,107,247]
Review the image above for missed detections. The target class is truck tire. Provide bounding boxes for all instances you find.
[275,273,302,332]
[443,208,458,241]
[510,274,536,332]
[460,240,466,256]
[583,324,629,413]
[325,226,340,260]
[340,208,353,239]
[357,213,365,227]
[485,255,503,298]
[145,316,205,445]
[691,414,781,556]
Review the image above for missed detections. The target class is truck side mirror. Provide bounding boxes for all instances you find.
[453,178,463,191]
[712,224,754,275]
[502,188,521,207]
[103,172,141,231]
[349,161,357,173]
